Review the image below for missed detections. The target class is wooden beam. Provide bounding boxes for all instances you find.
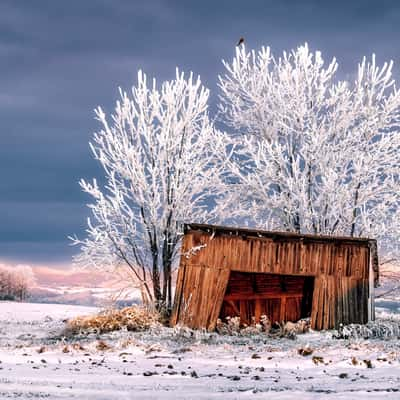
[223,293,303,301]
[280,296,287,321]
[226,300,240,316]
[254,299,261,322]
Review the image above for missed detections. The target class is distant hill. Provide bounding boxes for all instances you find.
[29,266,141,307]
[32,266,110,287]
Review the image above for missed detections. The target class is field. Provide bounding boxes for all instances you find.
[0,301,399,399]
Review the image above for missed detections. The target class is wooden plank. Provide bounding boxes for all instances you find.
[280,296,287,322]
[357,279,362,324]
[313,277,321,330]
[170,264,186,326]
[207,268,230,330]
[254,299,261,322]
[335,277,343,328]
[178,264,194,326]
[329,277,336,329]
[322,276,329,329]
[318,276,326,330]
[341,277,346,325]
[239,300,246,323]
[189,263,201,326]
[170,233,191,326]
[348,278,354,323]
[224,293,303,301]
[324,276,330,329]
[206,265,222,327]
[193,265,207,328]
[227,300,240,316]
[369,240,379,286]
[310,278,319,330]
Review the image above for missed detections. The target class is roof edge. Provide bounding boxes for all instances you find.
[184,223,374,245]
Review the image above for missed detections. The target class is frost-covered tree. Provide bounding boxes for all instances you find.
[218,44,400,252]
[70,70,226,312]
[13,265,36,300]
[0,264,35,301]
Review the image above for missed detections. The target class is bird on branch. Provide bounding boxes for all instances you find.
[237,37,245,46]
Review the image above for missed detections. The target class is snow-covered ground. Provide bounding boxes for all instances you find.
[0,301,400,399]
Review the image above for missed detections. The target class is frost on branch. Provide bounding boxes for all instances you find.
[218,43,400,254]
[70,69,227,311]
[332,321,400,340]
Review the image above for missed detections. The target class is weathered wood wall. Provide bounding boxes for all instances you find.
[170,224,375,331]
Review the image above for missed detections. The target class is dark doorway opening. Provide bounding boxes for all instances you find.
[219,271,315,325]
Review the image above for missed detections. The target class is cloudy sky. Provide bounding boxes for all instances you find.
[1,0,399,267]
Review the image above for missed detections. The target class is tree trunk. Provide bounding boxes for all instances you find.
[161,237,174,313]
[369,240,379,288]
[293,212,301,233]
[151,250,162,310]
[350,182,361,237]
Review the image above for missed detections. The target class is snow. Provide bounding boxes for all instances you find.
[0,302,98,322]
[0,302,98,347]
[0,301,400,399]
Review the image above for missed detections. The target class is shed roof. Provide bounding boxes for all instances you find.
[184,223,375,246]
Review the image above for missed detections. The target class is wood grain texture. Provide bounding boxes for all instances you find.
[172,224,375,331]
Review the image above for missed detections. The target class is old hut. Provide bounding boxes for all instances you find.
[171,223,379,331]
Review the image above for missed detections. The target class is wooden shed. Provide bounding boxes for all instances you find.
[171,223,379,331]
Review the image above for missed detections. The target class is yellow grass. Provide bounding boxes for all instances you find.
[64,306,160,335]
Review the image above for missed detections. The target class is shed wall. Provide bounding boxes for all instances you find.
[171,229,372,331]
[184,232,369,279]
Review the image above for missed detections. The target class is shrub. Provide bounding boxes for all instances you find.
[0,294,15,301]
[64,306,160,335]
[332,321,400,340]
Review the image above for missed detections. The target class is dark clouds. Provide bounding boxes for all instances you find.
[1,0,400,264]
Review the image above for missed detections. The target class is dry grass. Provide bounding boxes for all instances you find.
[215,315,310,338]
[64,306,160,335]
[96,340,112,351]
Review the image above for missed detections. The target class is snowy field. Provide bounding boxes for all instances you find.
[0,302,400,399]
